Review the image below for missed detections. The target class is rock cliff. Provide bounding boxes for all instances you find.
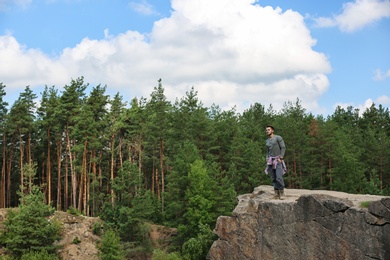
[207,185,390,260]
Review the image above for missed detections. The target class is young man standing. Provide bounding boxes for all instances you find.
[265,125,286,199]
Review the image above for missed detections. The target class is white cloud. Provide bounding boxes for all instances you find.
[129,0,159,16]
[315,0,390,32]
[0,0,331,113]
[376,95,390,105]
[0,0,32,11]
[0,34,69,91]
[373,68,390,81]
[358,96,390,114]
[335,96,390,116]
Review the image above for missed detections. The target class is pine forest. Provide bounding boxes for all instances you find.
[0,77,389,258]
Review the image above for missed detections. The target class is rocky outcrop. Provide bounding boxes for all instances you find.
[53,211,102,260]
[208,185,390,260]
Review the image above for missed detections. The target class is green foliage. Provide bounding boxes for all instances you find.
[359,201,370,208]
[181,223,215,260]
[92,222,103,236]
[20,250,59,260]
[1,79,390,260]
[72,237,81,244]
[362,170,382,195]
[98,229,124,260]
[67,206,82,216]
[183,160,235,237]
[0,186,62,258]
[152,249,182,260]
[100,203,142,242]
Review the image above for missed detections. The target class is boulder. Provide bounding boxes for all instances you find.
[207,185,390,260]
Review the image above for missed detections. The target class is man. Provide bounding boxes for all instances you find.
[265,125,286,199]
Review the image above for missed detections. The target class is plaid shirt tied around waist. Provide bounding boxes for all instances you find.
[265,156,287,175]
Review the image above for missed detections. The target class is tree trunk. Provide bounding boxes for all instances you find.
[138,136,143,189]
[160,138,165,212]
[47,128,51,205]
[66,126,76,208]
[156,167,160,200]
[57,140,62,211]
[7,142,14,207]
[1,134,6,208]
[64,146,69,211]
[119,137,123,168]
[19,129,24,191]
[110,135,115,204]
[151,164,155,195]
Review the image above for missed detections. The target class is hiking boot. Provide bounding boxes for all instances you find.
[272,190,280,199]
[279,189,284,200]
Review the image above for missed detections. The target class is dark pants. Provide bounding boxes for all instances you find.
[267,162,285,190]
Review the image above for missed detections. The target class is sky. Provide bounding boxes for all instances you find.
[0,0,389,116]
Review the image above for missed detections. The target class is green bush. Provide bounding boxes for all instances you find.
[153,249,182,260]
[92,222,103,236]
[67,206,82,216]
[72,237,81,244]
[98,229,124,260]
[0,187,62,258]
[20,250,59,260]
[360,201,371,208]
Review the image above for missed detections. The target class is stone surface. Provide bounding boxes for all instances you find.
[53,211,101,260]
[207,185,390,260]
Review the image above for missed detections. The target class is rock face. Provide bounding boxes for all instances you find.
[53,211,102,260]
[207,185,390,260]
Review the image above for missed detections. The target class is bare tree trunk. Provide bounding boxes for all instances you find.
[110,135,115,204]
[151,164,155,195]
[119,137,123,168]
[79,138,88,215]
[89,150,96,216]
[64,147,69,211]
[19,129,24,191]
[160,138,165,212]
[57,140,62,211]
[7,142,14,207]
[66,125,76,208]
[138,137,143,189]
[78,169,83,212]
[1,134,6,208]
[156,168,160,200]
[47,128,51,204]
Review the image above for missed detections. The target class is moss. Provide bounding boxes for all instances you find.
[360,201,370,208]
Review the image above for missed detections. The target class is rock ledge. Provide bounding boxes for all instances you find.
[208,185,390,260]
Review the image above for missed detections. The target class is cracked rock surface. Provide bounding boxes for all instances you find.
[207,185,390,260]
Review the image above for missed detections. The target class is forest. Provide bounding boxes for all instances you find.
[0,76,389,259]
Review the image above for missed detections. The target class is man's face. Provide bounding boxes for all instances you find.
[266,127,274,136]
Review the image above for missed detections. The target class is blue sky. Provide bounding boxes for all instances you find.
[0,0,389,116]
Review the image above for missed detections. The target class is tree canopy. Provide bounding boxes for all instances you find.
[0,78,389,258]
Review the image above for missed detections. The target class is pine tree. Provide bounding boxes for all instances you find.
[59,77,87,210]
[98,229,124,260]
[0,83,8,208]
[144,79,172,210]
[0,165,62,257]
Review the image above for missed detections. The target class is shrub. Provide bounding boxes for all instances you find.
[153,249,182,260]
[98,229,124,260]
[360,201,371,208]
[67,206,82,216]
[20,250,59,260]
[92,222,103,236]
[0,187,62,257]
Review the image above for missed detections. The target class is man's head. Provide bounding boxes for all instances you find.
[266,125,274,136]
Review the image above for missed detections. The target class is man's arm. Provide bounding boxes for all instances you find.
[277,136,286,157]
